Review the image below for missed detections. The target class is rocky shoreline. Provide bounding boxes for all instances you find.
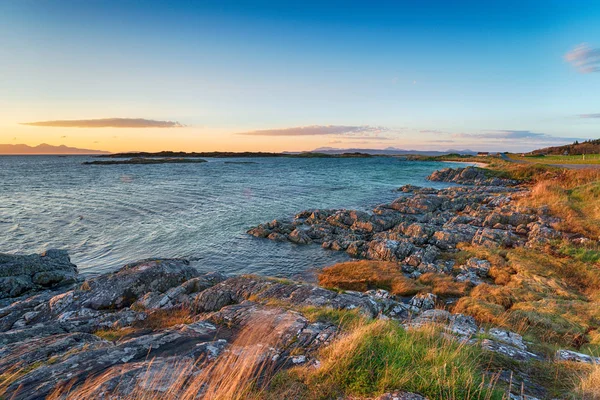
[248,166,558,268]
[0,166,596,399]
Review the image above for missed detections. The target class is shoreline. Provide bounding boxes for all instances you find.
[441,160,489,168]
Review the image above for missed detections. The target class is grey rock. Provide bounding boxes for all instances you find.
[555,349,600,364]
[56,258,200,311]
[0,249,77,299]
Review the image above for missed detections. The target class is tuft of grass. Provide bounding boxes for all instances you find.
[135,307,195,330]
[557,240,600,264]
[299,306,366,331]
[577,364,600,399]
[318,260,424,296]
[508,247,600,297]
[93,327,136,342]
[92,307,196,342]
[318,261,470,299]
[417,272,471,298]
[269,320,503,399]
[452,297,505,324]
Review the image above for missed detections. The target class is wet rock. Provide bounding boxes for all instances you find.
[0,249,78,299]
[289,228,313,244]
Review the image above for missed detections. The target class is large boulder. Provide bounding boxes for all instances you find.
[52,258,200,311]
[0,249,78,299]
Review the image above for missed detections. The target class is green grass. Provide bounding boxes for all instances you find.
[299,306,366,331]
[508,153,600,165]
[267,320,504,400]
[557,241,600,264]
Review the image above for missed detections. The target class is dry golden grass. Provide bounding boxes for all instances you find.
[416,272,470,298]
[50,314,286,400]
[92,307,196,342]
[93,326,137,342]
[517,167,600,239]
[468,284,513,308]
[578,364,600,400]
[452,297,505,324]
[136,307,195,330]
[318,260,424,296]
[447,240,600,349]
[318,261,471,299]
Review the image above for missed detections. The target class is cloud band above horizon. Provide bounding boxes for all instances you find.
[236,125,388,136]
[453,130,585,143]
[21,118,184,128]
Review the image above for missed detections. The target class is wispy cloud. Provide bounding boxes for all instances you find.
[454,130,585,143]
[579,113,600,118]
[337,135,392,141]
[419,129,443,134]
[236,125,388,136]
[21,118,184,128]
[428,139,455,143]
[565,43,600,73]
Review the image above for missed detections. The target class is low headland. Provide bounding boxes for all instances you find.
[82,157,208,165]
[1,160,599,399]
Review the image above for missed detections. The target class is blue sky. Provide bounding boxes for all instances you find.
[1,0,599,152]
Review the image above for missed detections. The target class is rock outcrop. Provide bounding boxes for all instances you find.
[248,167,562,289]
[426,166,518,186]
[0,254,433,399]
[0,249,78,300]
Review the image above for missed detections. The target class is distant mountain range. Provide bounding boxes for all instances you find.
[0,144,109,155]
[310,147,478,156]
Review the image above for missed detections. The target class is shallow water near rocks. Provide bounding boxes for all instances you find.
[0,156,462,277]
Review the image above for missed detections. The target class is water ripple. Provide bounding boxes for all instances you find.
[0,156,457,277]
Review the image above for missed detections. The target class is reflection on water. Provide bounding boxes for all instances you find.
[0,156,457,277]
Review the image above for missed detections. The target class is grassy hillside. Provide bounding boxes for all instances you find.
[529,139,600,156]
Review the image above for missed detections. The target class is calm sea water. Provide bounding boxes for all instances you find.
[0,156,461,278]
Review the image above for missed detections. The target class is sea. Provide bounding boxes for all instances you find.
[0,156,464,278]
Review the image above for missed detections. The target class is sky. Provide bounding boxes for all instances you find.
[1,0,599,153]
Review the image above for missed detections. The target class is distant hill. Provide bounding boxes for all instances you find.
[529,139,600,156]
[0,143,109,155]
[311,147,478,156]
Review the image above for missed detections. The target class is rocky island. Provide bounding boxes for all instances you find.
[1,165,599,399]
